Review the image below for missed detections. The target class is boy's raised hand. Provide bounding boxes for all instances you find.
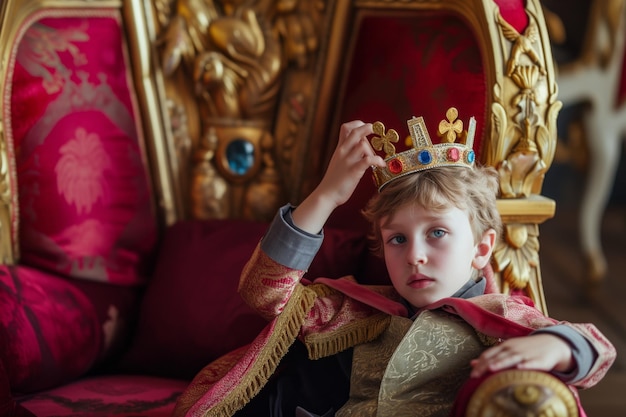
[317,121,386,207]
[292,121,385,234]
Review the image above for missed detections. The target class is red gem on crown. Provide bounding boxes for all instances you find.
[388,158,403,174]
[447,147,460,162]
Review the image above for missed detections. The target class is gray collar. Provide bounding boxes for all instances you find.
[405,277,486,318]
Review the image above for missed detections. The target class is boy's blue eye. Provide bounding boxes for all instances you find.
[431,229,446,238]
[389,235,407,244]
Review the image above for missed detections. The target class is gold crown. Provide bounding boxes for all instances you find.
[370,107,476,191]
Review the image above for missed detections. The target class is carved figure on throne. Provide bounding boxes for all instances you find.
[158,0,319,220]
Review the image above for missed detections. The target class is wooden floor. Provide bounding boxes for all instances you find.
[538,204,626,417]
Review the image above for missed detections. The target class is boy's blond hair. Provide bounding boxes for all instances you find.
[362,165,502,257]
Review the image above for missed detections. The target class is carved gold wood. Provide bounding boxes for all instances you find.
[466,369,579,417]
[0,1,25,264]
[154,0,327,221]
[476,1,560,314]
[480,0,560,314]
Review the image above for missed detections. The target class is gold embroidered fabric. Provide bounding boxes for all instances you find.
[303,283,392,360]
[338,310,485,417]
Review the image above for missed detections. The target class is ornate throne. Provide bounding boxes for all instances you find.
[0,0,581,416]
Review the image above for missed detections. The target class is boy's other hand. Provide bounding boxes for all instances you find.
[470,334,574,378]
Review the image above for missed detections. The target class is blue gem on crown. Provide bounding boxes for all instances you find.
[418,150,432,165]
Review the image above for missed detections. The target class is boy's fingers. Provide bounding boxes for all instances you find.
[339,120,366,143]
[363,153,386,168]
[341,121,373,147]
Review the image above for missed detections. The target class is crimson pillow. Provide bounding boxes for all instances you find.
[0,265,138,394]
[120,218,369,379]
[0,265,99,393]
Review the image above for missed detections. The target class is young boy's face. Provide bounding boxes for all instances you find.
[379,202,493,309]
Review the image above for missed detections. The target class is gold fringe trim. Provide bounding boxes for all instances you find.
[204,284,317,417]
[304,312,391,360]
[303,283,392,360]
[306,282,338,297]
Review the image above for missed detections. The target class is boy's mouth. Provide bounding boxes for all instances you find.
[407,273,434,289]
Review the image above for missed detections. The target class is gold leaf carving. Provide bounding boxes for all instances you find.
[158,0,323,221]
[492,224,539,291]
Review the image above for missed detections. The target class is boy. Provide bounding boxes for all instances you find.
[175,109,615,417]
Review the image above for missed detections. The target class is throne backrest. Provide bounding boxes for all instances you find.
[0,1,190,283]
[1,0,560,309]
[151,1,560,315]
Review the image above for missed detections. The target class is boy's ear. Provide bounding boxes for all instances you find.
[472,228,496,270]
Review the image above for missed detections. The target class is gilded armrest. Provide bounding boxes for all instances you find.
[465,369,579,417]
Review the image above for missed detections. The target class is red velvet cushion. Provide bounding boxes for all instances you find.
[120,218,371,379]
[0,264,140,394]
[0,265,100,393]
[0,358,35,417]
[495,0,529,33]
[9,12,157,285]
[17,375,187,417]
[328,12,488,235]
[338,13,487,156]
[305,226,368,281]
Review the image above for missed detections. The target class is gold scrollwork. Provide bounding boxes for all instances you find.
[492,223,541,300]
[486,4,560,307]
[490,10,559,199]
[157,0,322,221]
[466,369,579,417]
[191,126,230,219]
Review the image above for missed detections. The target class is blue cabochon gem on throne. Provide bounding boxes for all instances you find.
[370,107,476,191]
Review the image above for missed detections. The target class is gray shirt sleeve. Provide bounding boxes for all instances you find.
[260,204,324,271]
[532,324,597,384]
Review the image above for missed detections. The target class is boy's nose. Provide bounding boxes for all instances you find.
[407,244,427,265]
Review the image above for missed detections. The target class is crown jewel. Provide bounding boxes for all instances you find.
[370,107,476,190]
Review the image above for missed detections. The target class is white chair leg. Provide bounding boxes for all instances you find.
[579,113,622,284]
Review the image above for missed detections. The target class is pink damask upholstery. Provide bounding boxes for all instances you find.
[11,15,157,286]
[1,11,189,415]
